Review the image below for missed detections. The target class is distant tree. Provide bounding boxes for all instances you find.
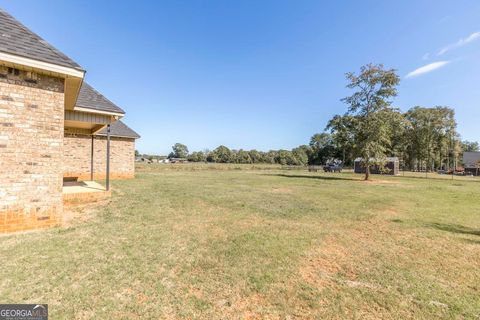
[384,109,407,159]
[169,143,189,159]
[343,63,400,180]
[209,145,233,163]
[309,133,335,165]
[404,106,457,171]
[264,151,276,164]
[275,150,296,165]
[135,150,140,157]
[292,146,309,165]
[325,115,357,165]
[236,149,252,164]
[461,140,479,152]
[248,150,262,163]
[187,151,206,162]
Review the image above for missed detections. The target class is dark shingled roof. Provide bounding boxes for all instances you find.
[0,9,83,70]
[97,121,140,139]
[76,82,125,114]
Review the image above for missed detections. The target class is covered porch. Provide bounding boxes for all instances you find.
[62,82,127,201]
[63,109,117,200]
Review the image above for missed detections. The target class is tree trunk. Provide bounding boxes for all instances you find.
[365,165,370,180]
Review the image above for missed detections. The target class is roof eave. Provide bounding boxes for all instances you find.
[96,133,140,139]
[74,105,125,117]
[0,51,85,78]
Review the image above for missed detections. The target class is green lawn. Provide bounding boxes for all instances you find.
[1,164,479,319]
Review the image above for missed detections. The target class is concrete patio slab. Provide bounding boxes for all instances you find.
[63,181,111,202]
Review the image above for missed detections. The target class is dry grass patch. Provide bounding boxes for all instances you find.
[62,197,110,227]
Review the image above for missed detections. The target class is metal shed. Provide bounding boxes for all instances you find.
[463,152,480,176]
[354,157,400,175]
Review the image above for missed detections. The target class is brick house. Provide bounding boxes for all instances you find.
[0,9,139,233]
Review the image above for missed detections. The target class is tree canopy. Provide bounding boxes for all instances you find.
[169,143,189,159]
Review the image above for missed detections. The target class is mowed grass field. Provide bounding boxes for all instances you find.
[0,164,479,319]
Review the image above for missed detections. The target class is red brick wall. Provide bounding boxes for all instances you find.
[63,133,136,180]
[0,67,64,233]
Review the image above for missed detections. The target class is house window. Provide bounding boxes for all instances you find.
[8,67,20,76]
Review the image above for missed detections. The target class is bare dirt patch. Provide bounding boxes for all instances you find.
[62,198,110,227]
[298,218,403,292]
[299,236,349,289]
[271,187,293,194]
[381,207,400,216]
[359,179,399,185]
[221,292,280,320]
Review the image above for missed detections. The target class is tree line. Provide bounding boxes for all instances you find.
[141,64,479,179]
[167,142,311,166]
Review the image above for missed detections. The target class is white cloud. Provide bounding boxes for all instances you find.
[405,61,450,78]
[438,31,480,55]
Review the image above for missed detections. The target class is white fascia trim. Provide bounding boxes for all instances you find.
[0,52,85,78]
[96,134,139,139]
[74,106,125,117]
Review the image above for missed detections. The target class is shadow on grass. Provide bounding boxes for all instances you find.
[267,173,361,182]
[272,172,480,184]
[462,238,480,245]
[396,172,480,183]
[424,222,480,236]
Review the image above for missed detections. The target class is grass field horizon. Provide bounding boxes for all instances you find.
[0,164,478,318]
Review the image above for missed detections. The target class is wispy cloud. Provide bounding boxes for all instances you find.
[422,53,430,60]
[405,61,450,78]
[438,31,480,55]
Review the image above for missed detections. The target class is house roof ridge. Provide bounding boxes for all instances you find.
[0,8,84,71]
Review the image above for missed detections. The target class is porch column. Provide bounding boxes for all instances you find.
[106,124,111,191]
[90,135,94,181]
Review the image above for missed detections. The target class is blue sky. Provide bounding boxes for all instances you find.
[1,1,479,154]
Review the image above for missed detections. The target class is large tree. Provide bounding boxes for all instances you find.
[343,64,400,180]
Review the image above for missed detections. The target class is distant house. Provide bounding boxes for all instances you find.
[463,152,480,176]
[169,158,188,163]
[137,157,152,164]
[354,157,399,175]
